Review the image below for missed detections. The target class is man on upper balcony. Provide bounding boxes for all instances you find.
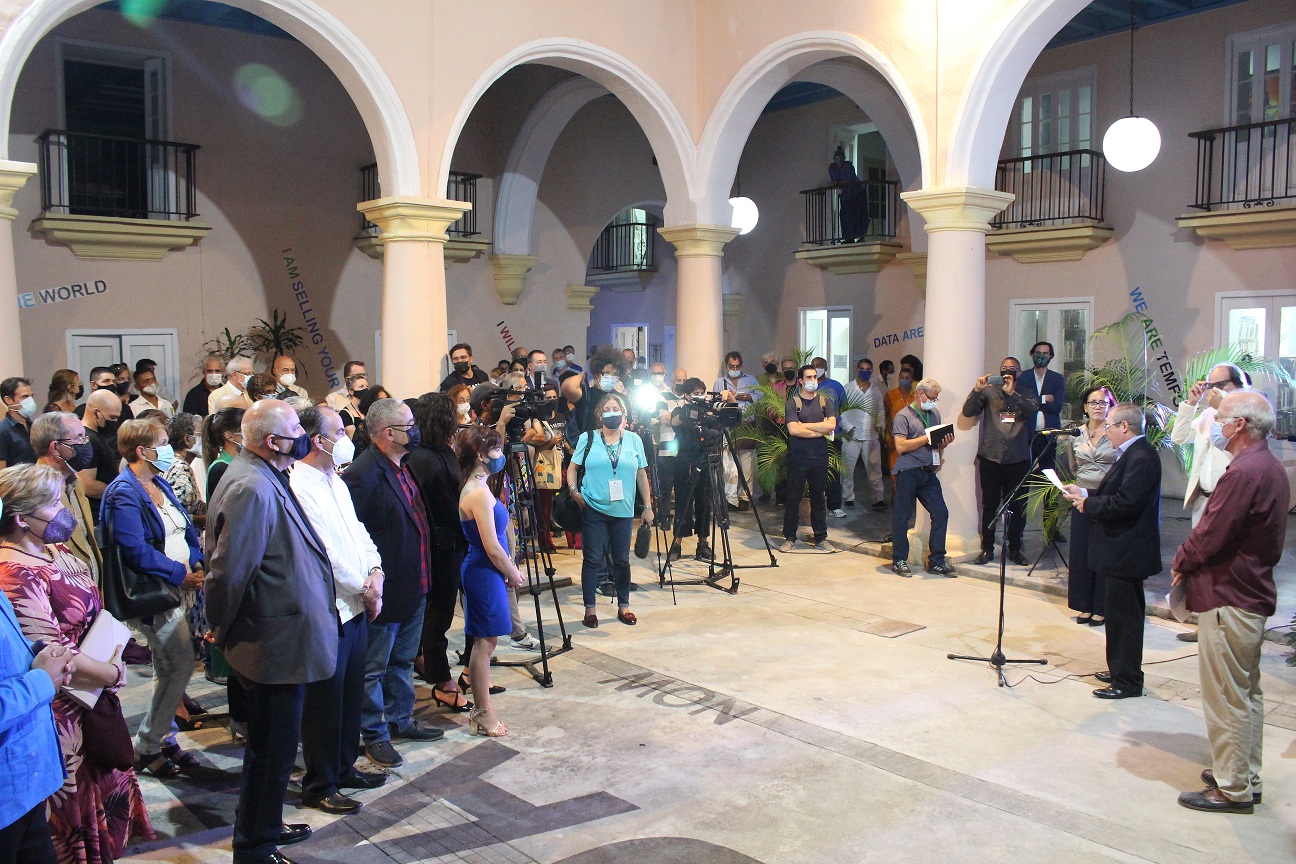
[438,343,489,393]
[829,146,866,244]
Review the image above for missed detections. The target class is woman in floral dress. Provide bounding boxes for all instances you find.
[0,464,154,864]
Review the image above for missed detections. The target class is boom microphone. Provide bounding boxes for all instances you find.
[1039,427,1082,437]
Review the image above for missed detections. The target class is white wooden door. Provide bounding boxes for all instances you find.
[67,334,120,377]
[66,329,180,405]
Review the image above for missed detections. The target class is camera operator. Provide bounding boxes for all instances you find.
[667,378,715,562]
[647,365,685,521]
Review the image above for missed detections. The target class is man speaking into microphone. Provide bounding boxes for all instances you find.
[961,358,1039,566]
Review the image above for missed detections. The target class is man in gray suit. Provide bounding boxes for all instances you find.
[206,400,340,864]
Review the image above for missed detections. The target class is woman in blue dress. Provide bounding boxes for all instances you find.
[455,425,525,737]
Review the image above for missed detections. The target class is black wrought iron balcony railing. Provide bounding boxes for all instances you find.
[588,220,659,273]
[799,179,899,245]
[37,129,199,220]
[991,149,1106,229]
[1188,117,1296,211]
[358,164,480,237]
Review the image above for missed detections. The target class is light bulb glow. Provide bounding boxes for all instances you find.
[729,196,759,235]
[1102,116,1161,172]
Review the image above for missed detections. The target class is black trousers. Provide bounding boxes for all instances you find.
[421,547,465,685]
[978,457,1028,554]
[0,804,58,864]
[655,455,676,517]
[783,457,828,543]
[302,614,367,804]
[232,673,306,863]
[672,455,712,539]
[1103,576,1146,692]
[1066,509,1105,616]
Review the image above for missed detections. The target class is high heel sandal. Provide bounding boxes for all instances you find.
[468,708,508,737]
[458,671,505,696]
[432,686,471,712]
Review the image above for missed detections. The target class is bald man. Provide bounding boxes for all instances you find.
[206,399,338,864]
[81,388,124,519]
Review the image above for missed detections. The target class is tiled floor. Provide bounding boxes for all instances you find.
[119,524,1295,863]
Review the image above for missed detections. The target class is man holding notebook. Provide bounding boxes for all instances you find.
[890,377,955,577]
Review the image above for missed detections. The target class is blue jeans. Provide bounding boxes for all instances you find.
[580,507,633,607]
[362,601,425,744]
[891,467,948,565]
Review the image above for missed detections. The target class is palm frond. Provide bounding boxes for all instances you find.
[1182,344,1294,389]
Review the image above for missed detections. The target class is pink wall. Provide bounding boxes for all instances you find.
[9,8,380,398]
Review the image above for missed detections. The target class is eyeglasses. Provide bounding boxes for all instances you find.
[56,436,89,445]
[1083,400,1110,408]
[1102,421,1127,430]
[1216,415,1240,424]
[1206,380,1231,389]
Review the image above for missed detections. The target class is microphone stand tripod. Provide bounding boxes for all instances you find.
[1026,431,1071,579]
[948,444,1049,686]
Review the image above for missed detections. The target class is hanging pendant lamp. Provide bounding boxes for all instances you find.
[1103,3,1160,172]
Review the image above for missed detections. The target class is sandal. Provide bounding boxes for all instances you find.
[616,610,637,626]
[136,752,181,778]
[160,741,201,768]
[468,708,508,737]
[431,686,471,713]
[457,671,505,696]
[182,694,208,716]
[174,713,205,732]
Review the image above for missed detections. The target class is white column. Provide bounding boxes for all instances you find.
[358,196,471,399]
[0,162,36,375]
[658,224,738,381]
[900,187,1014,560]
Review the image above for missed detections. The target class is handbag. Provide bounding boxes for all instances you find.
[534,435,564,491]
[552,431,596,531]
[633,520,651,559]
[80,690,135,771]
[99,491,183,621]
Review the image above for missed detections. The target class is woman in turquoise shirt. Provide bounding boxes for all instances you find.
[567,392,653,628]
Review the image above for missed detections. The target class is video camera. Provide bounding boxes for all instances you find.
[679,392,742,433]
[478,386,557,441]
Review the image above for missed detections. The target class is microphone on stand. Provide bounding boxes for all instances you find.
[1038,427,1082,437]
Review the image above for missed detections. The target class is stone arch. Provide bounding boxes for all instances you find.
[440,37,697,227]
[494,76,609,256]
[0,0,420,195]
[696,31,930,227]
[945,0,1091,188]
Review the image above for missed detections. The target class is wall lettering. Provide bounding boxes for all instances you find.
[1128,286,1181,405]
[17,279,107,309]
[282,247,340,388]
[873,326,923,348]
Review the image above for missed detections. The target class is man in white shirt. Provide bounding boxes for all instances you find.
[289,405,387,814]
[714,351,761,510]
[272,355,310,402]
[128,367,176,418]
[208,356,254,414]
[840,357,886,510]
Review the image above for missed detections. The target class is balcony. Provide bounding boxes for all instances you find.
[1176,117,1296,249]
[585,217,659,291]
[355,164,486,262]
[985,148,1112,263]
[794,178,902,274]
[31,129,210,260]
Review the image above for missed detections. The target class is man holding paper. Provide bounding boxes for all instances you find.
[1170,392,1288,814]
[889,378,955,577]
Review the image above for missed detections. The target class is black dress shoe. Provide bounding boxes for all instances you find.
[339,768,387,790]
[1202,769,1261,804]
[303,792,362,815]
[242,853,297,864]
[1092,686,1141,699]
[391,721,445,741]
[1177,787,1254,814]
[279,823,311,845]
[1093,671,1112,684]
[1007,551,1030,566]
[974,551,994,565]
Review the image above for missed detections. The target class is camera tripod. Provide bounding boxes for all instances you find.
[656,427,777,594]
[491,436,573,687]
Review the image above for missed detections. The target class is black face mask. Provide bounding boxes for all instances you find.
[764,363,778,376]
[114,381,131,396]
[674,383,688,396]
[783,369,796,382]
[72,386,84,400]
[60,441,96,471]
[453,361,470,374]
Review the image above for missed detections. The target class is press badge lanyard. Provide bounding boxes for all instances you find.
[604,434,625,501]
[915,404,940,467]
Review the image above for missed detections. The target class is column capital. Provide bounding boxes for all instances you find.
[565,284,597,311]
[489,254,539,305]
[0,161,37,221]
[358,196,471,243]
[658,223,740,257]
[900,187,1014,234]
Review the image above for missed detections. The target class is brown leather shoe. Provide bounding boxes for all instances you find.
[582,613,598,628]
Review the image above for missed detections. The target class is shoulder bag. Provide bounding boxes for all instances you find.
[99,491,183,621]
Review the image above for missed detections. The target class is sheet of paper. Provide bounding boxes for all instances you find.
[64,609,130,710]
[1166,581,1191,623]
[1041,468,1068,492]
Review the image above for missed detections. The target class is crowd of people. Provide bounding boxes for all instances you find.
[0,337,1287,864]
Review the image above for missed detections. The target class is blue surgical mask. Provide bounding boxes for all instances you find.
[554,359,567,371]
[17,396,37,419]
[146,443,176,473]
[485,453,506,474]
[921,400,938,412]
[1209,420,1228,451]
[858,370,872,381]
[802,380,819,394]
[598,375,618,392]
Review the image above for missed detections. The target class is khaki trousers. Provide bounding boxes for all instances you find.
[1198,606,1266,802]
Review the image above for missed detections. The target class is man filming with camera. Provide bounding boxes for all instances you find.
[667,378,717,562]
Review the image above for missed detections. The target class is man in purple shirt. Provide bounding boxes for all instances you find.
[1171,392,1289,814]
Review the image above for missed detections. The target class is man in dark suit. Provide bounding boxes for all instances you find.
[1019,340,1067,471]
[205,400,339,864]
[1063,403,1162,699]
[343,397,442,770]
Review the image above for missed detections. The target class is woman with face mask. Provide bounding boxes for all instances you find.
[1062,386,1119,627]
[448,384,475,427]
[101,420,205,778]
[202,407,245,500]
[340,375,370,440]
[45,369,83,414]
[455,425,526,737]
[566,391,653,628]
[0,463,156,863]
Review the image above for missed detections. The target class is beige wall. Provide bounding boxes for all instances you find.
[9,8,380,398]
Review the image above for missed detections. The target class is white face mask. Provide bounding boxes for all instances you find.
[802,380,819,394]
[205,372,224,387]
[325,433,355,468]
[457,402,471,417]
[278,373,296,387]
[651,373,666,387]
[232,373,248,392]
[188,434,202,456]
[814,367,827,379]
[921,399,938,412]
[566,352,577,363]
[142,384,158,396]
